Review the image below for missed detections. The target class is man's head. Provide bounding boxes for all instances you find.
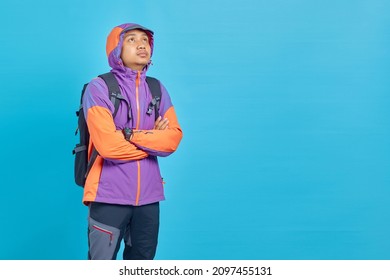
[120,29,151,71]
[106,23,154,71]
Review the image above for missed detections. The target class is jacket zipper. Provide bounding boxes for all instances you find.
[135,71,141,130]
[92,225,113,245]
[135,71,141,205]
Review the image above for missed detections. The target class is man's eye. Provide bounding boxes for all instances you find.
[128,38,135,42]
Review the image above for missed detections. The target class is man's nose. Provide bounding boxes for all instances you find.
[137,41,146,49]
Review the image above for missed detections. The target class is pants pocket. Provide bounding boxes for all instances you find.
[88,217,120,260]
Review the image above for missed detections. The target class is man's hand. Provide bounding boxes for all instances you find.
[154,116,169,130]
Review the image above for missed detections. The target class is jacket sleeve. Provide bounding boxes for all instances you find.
[83,78,148,162]
[130,83,183,157]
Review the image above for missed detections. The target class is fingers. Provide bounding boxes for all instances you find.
[154,116,161,129]
[158,118,169,130]
[154,116,169,130]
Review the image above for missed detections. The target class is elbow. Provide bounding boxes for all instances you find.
[171,128,183,152]
[152,129,183,156]
[94,146,112,159]
[170,128,183,152]
[93,143,120,160]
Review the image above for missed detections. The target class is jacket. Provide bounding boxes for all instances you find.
[82,23,183,206]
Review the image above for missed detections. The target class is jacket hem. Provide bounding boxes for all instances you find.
[83,195,165,206]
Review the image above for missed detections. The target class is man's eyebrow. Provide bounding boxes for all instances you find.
[123,32,148,38]
[123,33,136,38]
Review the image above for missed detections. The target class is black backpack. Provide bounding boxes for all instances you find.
[72,72,162,187]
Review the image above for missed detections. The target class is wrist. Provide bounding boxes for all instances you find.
[123,127,133,141]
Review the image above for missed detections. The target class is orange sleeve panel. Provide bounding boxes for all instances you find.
[130,106,183,156]
[87,105,149,161]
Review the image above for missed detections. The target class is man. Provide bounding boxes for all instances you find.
[82,23,183,260]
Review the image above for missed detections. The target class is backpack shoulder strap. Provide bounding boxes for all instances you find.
[146,76,162,120]
[98,72,122,117]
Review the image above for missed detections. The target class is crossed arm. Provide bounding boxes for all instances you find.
[85,78,182,161]
[129,106,183,157]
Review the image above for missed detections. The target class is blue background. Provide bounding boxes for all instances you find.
[0,0,389,260]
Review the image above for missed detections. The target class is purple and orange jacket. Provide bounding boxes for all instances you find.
[82,23,183,206]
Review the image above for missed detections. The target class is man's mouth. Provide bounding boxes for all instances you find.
[137,52,148,57]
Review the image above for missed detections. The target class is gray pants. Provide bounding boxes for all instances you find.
[87,202,160,260]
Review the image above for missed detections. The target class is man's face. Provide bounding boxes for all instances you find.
[120,29,151,71]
